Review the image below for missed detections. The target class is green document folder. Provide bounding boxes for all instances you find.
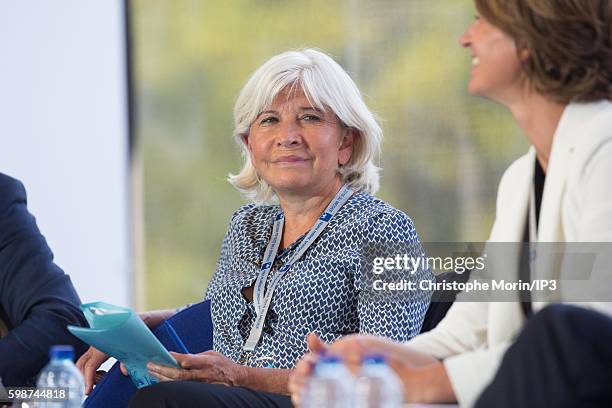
[68,301,179,388]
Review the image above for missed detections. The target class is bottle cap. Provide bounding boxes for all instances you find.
[318,355,342,365]
[49,345,74,360]
[362,353,386,365]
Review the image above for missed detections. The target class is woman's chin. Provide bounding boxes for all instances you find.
[467,80,483,96]
[270,180,314,197]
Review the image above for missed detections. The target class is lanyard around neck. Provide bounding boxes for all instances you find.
[243,184,354,353]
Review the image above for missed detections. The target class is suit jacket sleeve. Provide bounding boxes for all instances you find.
[0,174,88,386]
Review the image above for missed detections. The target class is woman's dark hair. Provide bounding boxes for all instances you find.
[476,0,612,103]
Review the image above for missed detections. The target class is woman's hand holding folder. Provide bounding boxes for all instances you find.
[76,308,177,394]
[146,350,247,387]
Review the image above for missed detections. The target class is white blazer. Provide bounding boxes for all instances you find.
[407,101,612,407]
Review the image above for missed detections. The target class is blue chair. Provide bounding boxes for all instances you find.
[419,271,469,333]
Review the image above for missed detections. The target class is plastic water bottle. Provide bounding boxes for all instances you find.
[302,355,354,408]
[355,354,404,408]
[36,345,85,408]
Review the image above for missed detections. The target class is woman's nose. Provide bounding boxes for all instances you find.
[458,31,470,47]
[276,121,302,147]
[458,24,472,47]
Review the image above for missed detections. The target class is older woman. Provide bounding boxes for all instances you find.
[290,1,612,407]
[78,48,431,407]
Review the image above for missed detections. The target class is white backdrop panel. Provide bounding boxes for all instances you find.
[0,0,132,306]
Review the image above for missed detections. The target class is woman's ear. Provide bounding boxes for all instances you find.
[241,134,252,154]
[338,128,356,166]
[518,42,531,62]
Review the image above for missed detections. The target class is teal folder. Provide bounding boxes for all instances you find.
[67,302,179,388]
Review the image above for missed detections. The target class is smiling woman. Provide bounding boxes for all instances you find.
[229,49,383,204]
[78,48,432,408]
[458,13,524,103]
[243,89,353,207]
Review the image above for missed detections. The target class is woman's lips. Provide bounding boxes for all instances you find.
[273,155,309,164]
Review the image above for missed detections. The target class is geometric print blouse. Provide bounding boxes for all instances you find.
[204,192,432,369]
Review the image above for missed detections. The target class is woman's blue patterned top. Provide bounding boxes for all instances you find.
[204,192,431,368]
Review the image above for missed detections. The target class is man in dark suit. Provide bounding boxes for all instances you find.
[0,172,88,386]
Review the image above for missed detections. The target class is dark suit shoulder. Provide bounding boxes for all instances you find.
[0,173,27,214]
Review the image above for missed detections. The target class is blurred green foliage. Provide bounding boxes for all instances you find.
[131,0,527,309]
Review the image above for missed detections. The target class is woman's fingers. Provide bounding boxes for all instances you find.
[94,370,107,383]
[289,352,319,408]
[306,332,327,354]
[169,351,192,368]
[147,362,191,381]
[75,347,110,395]
[76,347,94,394]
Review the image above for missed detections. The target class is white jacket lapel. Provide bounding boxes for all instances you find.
[538,105,580,242]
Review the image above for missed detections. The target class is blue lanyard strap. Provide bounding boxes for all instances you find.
[244,184,354,352]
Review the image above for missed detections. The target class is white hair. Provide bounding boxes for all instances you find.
[228,48,382,203]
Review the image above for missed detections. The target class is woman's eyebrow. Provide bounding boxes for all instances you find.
[255,110,278,119]
[298,106,324,113]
